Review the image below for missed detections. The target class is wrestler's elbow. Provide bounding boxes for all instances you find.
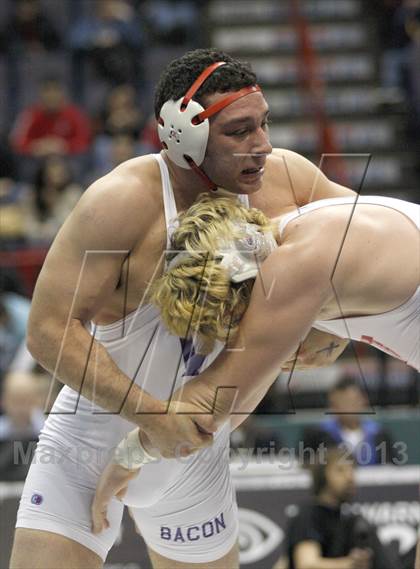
[26,320,56,367]
[26,311,68,368]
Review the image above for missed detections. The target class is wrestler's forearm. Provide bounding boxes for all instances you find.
[27,318,164,425]
[179,248,328,423]
[229,384,272,431]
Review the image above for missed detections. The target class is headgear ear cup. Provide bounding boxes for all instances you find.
[158,97,209,169]
[158,61,261,189]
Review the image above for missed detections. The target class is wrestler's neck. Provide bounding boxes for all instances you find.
[162,152,212,210]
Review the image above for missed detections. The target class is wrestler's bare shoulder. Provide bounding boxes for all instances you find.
[261,148,355,210]
[85,154,161,210]
[70,154,162,244]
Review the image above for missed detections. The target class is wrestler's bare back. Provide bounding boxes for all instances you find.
[276,200,419,320]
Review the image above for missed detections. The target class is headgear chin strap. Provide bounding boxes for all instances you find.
[158,61,261,190]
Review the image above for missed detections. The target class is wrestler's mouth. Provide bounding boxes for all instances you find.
[240,166,264,179]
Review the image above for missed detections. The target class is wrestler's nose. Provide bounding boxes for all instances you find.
[253,125,272,157]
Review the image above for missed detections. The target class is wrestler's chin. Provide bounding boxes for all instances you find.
[237,167,265,193]
[236,177,264,194]
[218,170,265,195]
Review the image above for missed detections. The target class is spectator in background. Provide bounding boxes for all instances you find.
[0,0,61,54]
[277,446,399,569]
[10,77,92,159]
[0,372,46,481]
[23,155,82,244]
[302,377,396,466]
[375,0,420,129]
[97,84,144,138]
[68,0,143,87]
[92,84,144,177]
[90,133,139,183]
[144,0,201,46]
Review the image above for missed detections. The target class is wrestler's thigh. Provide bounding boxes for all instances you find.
[9,528,103,569]
[147,541,239,569]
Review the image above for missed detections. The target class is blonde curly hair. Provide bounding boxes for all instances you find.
[149,194,273,353]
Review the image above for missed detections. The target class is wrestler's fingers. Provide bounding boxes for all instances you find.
[91,497,109,534]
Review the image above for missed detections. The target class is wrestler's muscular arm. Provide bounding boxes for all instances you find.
[271,148,356,203]
[176,234,334,428]
[27,172,213,457]
[268,150,352,368]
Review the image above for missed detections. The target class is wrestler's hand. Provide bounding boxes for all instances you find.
[91,462,139,534]
[139,400,217,459]
[282,328,349,371]
[169,379,238,437]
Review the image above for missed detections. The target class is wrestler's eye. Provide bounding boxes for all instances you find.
[228,128,249,137]
[238,508,284,563]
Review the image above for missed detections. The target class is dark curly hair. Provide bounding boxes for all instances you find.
[154,48,257,119]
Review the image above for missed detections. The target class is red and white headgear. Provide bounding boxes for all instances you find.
[158,61,261,190]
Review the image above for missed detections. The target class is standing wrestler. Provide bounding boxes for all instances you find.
[10,49,354,569]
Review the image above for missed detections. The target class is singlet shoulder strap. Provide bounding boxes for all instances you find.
[153,153,179,246]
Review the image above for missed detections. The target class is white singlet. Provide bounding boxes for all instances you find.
[16,155,249,563]
[278,195,420,371]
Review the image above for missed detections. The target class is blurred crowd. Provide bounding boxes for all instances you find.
[372,0,420,137]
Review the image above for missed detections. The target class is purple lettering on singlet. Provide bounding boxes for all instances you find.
[202,520,214,538]
[215,512,226,533]
[174,527,185,542]
[180,338,206,377]
[160,527,171,540]
[187,526,200,541]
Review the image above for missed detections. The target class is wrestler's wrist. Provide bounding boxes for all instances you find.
[133,398,167,430]
[114,428,159,470]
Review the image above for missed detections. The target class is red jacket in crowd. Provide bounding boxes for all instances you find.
[11,104,92,155]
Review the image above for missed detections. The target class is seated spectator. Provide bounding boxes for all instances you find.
[22,155,82,244]
[0,0,61,54]
[96,84,144,138]
[0,372,46,481]
[144,0,200,46]
[375,0,420,129]
[10,77,92,159]
[279,446,400,569]
[302,377,396,466]
[68,0,143,86]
